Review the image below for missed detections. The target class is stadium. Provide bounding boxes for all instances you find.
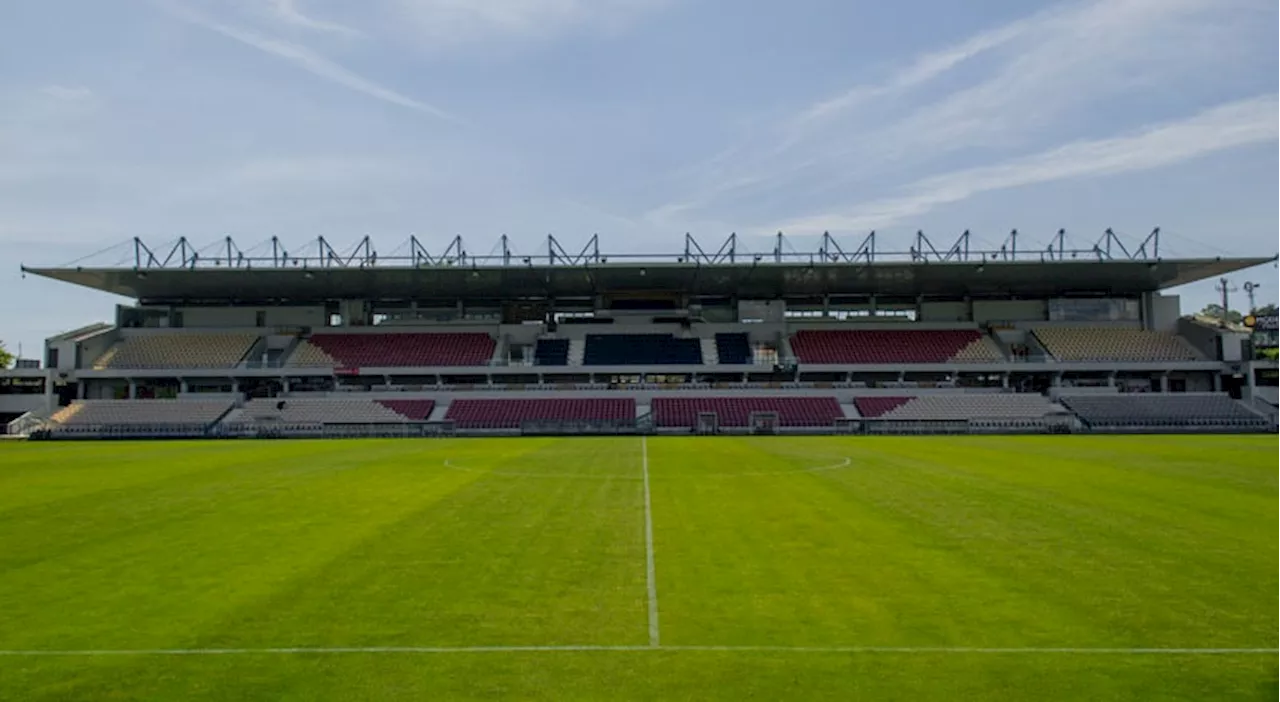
[0,229,1276,699]
[2,229,1278,437]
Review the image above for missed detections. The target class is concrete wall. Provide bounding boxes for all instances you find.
[178,306,327,329]
[972,300,1046,323]
[919,301,968,322]
[739,300,786,323]
[1177,317,1221,360]
[1148,294,1181,332]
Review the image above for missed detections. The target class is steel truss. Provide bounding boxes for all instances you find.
[112,229,1165,270]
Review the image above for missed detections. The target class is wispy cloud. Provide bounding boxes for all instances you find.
[770,95,1280,234]
[158,2,456,121]
[650,0,1269,226]
[38,85,94,101]
[388,0,666,47]
[265,0,362,36]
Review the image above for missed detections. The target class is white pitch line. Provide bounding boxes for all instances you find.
[0,646,1272,657]
[642,435,660,647]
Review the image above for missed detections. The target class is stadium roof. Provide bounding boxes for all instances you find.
[20,232,1275,304]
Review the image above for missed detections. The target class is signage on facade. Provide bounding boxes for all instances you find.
[1244,314,1277,331]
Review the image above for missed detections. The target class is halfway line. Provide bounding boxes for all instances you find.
[641,436,660,647]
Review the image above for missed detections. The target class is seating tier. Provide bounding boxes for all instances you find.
[444,398,636,429]
[652,396,843,428]
[51,400,233,426]
[790,330,1002,364]
[376,399,437,420]
[856,394,1053,421]
[93,334,256,369]
[1059,394,1263,427]
[290,333,495,367]
[233,398,415,424]
[1033,328,1199,362]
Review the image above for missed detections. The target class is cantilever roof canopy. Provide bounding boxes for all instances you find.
[21,257,1273,305]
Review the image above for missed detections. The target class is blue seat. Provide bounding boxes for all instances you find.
[715,333,751,364]
[534,338,569,366]
[584,334,702,365]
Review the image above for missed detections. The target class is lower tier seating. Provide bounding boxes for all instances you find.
[444,398,636,429]
[790,330,1003,364]
[584,334,702,365]
[714,333,752,364]
[93,334,257,369]
[855,394,1054,420]
[1058,394,1265,428]
[51,399,233,426]
[1033,328,1200,362]
[375,399,436,420]
[652,396,843,428]
[534,338,570,366]
[230,398,428,424]
[290,333,495,367]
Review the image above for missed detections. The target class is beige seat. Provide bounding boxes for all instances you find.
[228,398,407,424]
[877,394,1053,420]
[53,400,233,426]
[1033,328,1199,362]
[93,334,257,369]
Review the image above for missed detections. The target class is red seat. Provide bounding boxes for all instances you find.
[651,396,843,428]
[375,400,436,420]
[309,333,494,367]
[444,398,636,429]
[853,397,912,418]
[790,330,982,364]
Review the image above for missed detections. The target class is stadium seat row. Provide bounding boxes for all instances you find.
[89,328,1204,369]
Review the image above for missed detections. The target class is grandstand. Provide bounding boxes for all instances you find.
[2,231,1276,437]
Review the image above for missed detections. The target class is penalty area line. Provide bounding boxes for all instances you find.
[0,646,1273,657]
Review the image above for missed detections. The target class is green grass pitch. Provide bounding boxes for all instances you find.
[0,435,1275,700]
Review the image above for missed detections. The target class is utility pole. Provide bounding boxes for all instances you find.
[1214,277,1237,325]
[1242,281,1261,313]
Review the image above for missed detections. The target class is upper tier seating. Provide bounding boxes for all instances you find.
[652,396,843,428]
[855,394,1053,420]
[583,334,702,365]
[714,333,752,364]
[790,330,1003,364]
[93,334,256,369]
[444,398,636,429]
[230,398,426,424]
[534,338,570,366]
[1059,394,1266,428]
[1032,328,1200,362]
[288,333,495,367]
[51,399,233,426]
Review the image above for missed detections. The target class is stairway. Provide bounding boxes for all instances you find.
[700,338,718,364]
[567,339,585,366]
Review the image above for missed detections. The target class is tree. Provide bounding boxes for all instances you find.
[1199,304,1243,324]
[1255,303,1278,317]
[0,342,12,370]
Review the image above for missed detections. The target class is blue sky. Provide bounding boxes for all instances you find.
[1,0,1277,355]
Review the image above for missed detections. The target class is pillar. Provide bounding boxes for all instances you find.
[127,380,137,399]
